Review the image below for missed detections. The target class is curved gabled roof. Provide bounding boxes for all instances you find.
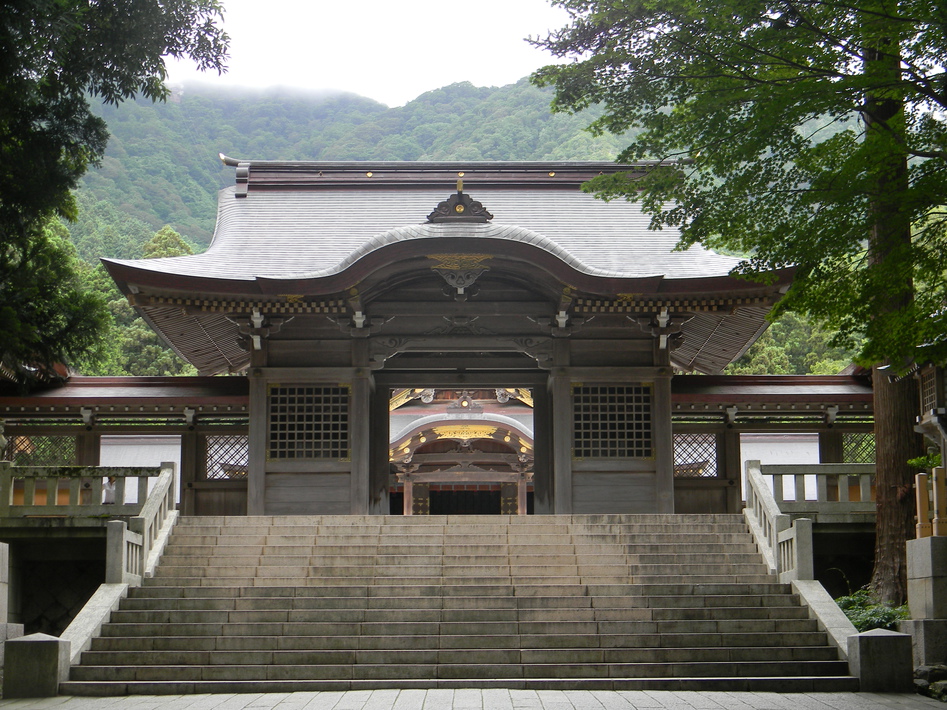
[105,185,744,289]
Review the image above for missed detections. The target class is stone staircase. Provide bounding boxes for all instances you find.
[61,514,858,695]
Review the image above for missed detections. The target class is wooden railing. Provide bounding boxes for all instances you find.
[916,467,947,538]
[744,460,875,582]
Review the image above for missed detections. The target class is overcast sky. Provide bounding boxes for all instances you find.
[166,0,572,107]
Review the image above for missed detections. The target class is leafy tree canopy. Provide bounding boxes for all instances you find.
[1,222,110,388]
[532,0,947,367]
[531,0,939,603]
[0,0,228,381]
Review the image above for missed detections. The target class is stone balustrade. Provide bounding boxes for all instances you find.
[0,462,163,518]
[744,460,876,581]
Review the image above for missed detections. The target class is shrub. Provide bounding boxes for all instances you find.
[835,589,909,632]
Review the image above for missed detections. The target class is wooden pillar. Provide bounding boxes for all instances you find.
[550,369,573,514]
[820,430,844,463]
[722,429,742,512]
[180,428,199,517]
[369,377,391,515]
[247,372,267,516]
[76,432,99,466]
[531,381,553,515]
[402,476,413,516]
[350,368,372,515]
[517,475,528,515]
[653,372,674,513]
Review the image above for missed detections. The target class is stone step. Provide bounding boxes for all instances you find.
[160,543,763,557]
[118,594,805,613]
[70,658,850,682]
[58,676,862,695]
[157,552,766,567]
[86,641,841,664]
[105,605,810,625]
[99,617,821,639]
[91,630,834,651]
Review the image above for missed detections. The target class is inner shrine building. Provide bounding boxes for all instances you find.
[102,160,797,517]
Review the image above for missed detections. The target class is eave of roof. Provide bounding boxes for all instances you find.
[671,374,873,404]
[0,376,249,409]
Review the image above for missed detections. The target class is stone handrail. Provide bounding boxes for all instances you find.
[761,462,876,515]
[0,462,163,517]
[744,460,875,581]
[62,462,179,665]
[105,461,177,583]
[744,459,788,575]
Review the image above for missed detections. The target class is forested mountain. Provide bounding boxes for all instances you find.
[74,79,628,252]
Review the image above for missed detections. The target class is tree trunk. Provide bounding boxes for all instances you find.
[862,27,922,605]
[870,366,921,604]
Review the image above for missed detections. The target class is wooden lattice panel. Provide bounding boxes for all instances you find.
[267,385,350,460]
[204,435,249,479]
[921,368,939,414]
[572,385,653,459]
[842,432,875,464]
[673,433,718,477]
[3,435,77,466]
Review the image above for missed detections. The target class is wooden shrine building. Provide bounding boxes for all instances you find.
[88,160,866,517]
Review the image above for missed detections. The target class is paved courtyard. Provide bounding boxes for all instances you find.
[0,691,942,710]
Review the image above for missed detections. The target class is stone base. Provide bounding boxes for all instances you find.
[901,618,947,667]
[848,628,914,692]
[907,536,947,619]
[3,632,70,698]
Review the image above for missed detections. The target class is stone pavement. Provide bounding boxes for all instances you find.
[0,691,943,710]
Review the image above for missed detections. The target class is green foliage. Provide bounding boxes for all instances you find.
[0,221,110,385]
[532,0,947,368]
[726,313,859,375]
[908,452,943,472]
[76,226,196,377]
[142,225,196,259]
[835,589,909,632]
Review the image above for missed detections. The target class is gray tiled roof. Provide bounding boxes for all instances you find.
[105,186,743,282]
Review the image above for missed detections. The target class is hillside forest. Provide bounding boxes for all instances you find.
[66,79,856,376]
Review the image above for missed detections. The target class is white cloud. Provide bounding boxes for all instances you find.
[166,0,570,106]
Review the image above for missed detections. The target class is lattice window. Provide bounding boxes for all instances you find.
[673,433,718,477]
[573,385,652,458]
[2,435,77,466]
[267,385,350,460]
[921,368,939,414]
[842,432,875,464]
[205,435,249,479]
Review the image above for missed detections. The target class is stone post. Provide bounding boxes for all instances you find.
[847,628,914,692]
[903,535,947,666]
[3,633,70,697]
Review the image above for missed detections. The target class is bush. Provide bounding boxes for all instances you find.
[835,589,909,632]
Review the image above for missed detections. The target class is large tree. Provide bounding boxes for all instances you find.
[0,0,228,380]
[532,0,946,602]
